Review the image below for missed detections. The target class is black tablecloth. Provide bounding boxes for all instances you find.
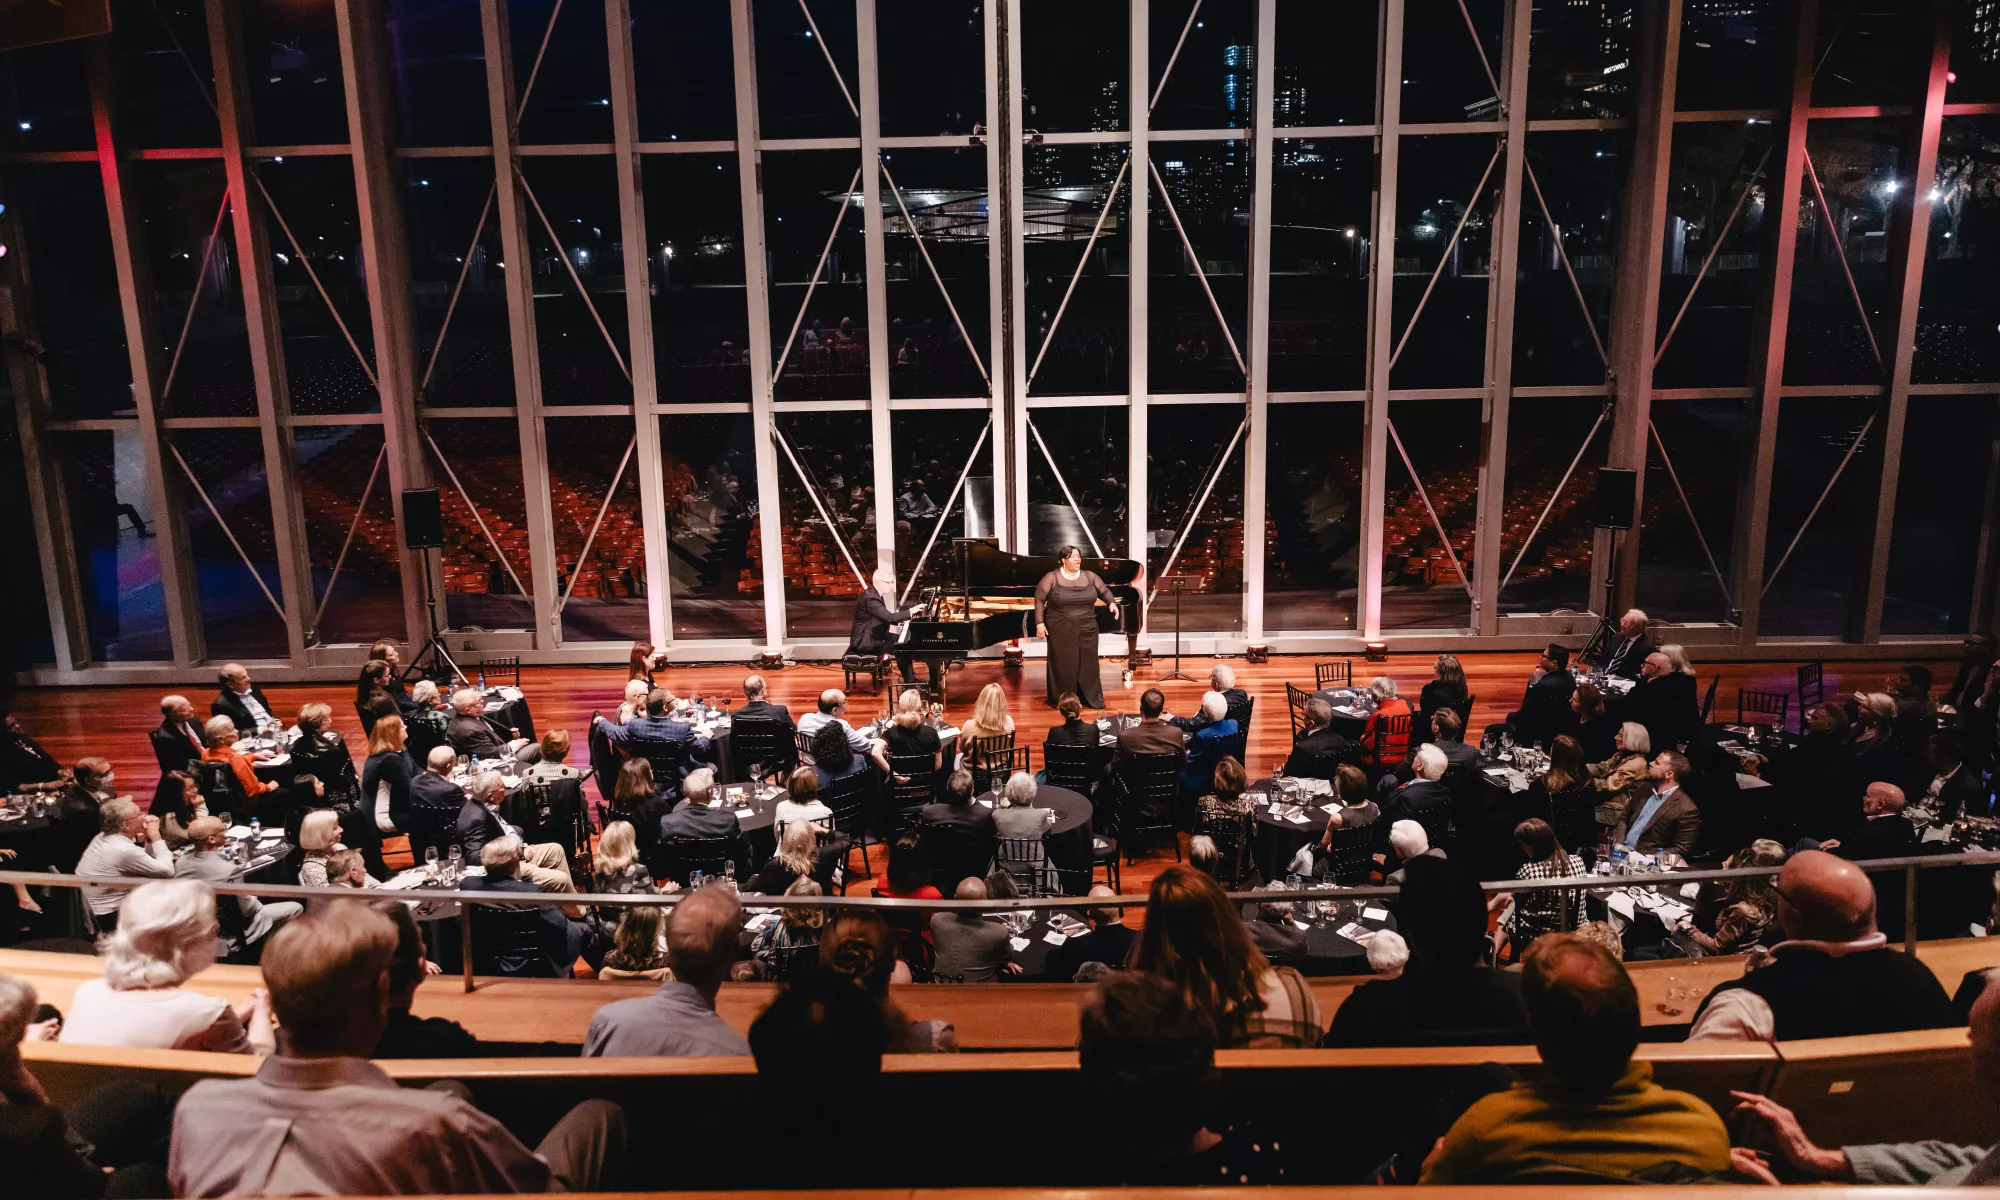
[483,690,535,743]
[1247,780,1340,882]
[972,785,1095,895]
[1007,909,1091,977]
[1313,689,1375,740]
[1247,896,1399,976]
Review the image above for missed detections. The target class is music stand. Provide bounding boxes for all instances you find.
[404,544,467,688]
[1158,576,1197,684]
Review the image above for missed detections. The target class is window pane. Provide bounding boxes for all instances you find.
[58,429,171,661]
[890,409,991,594]
[294,425,405,645]
[405,159,515,408]
[1811,1,1925,109]
[3,39,92,151]
[1269,139,1370,392]
[1150,141,1249,394]
[174,427,287,659]
[1784,120,1904,387]
[1528,0,1632,119]
[1498,398,1609,616]
[1883,397,1996,636]
[776,411,874,639]
[1677,0,1784,111]
[765,150,869,401]
[387,0,491,146]
[1382,398,1478,629]
[878,0,983,137]
[1638,399,1742,626]
[142,162,258,418]
[510,0,612,144]
[13,165,132,420]
[1026,406,1127,558]
[885,146,990,399]
[1654,120,1773,389]
[241,0,349,144]
[1147,403,1243,632]
[1950,0,2000,104]
[644,153,750,403]
[1022,0,1127,135]
[426,417,535,630]
[519,157,630,405]
[1389,135,1498,390]
[0,394,55,668]
[1916,117,2000,384]
[547,416,647,641]
[1266,403,1360,631]
[753,0,859,141]
[633,0,736,143]
[661,413,761,640]
[259,158,379,414]
[110,0,220,148]
[1761,396,1876,638]
[1514,134,1620,388]
[1025,143,1128,397]
[1148,0,1253,131]
[1401,0,1502,125]
[1273,0,1376,128]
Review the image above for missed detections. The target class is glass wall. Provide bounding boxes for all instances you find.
[1266,404,1361,631]
[1147,404,1244,633]
[1382,398,1480,629]
[1499,398,1609,617]
[775,410,875,639]
[1884,397,1997,637]
[424,417,534,631]
[546,416,647,642]
[173,427,287,660]
[294,425,404,645]
[1025,407,1127,559]
[1638,400,1743,626]
[1761,396,1877,638]
[661,413,762,641]
[57,429,170,661]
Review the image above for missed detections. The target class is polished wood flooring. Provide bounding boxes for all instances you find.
[2,651,1952,897]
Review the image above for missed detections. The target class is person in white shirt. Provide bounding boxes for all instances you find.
[796,688,890,773]
[59,877,274,1054]
[75,797,175,924]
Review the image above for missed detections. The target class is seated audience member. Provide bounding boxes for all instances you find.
[993,770,1052,883]
[1044,692,1098,747]
[1732,968,2000,1186]
[957,682,1017,748]
[585,886,749,1057]
[752,877,827,971]
[1284,696,1355,777]
[0,710,63,794]
[1678,840,1785,955]
[822,912,957,1052]
[748,967,891,1187]
[1506,818,1586,945]
[1047,886,1135,982]
[735,673,792,731]
[1134,866,1321,1048]
[1168,666,1249,733]
[1920,733,1982,822]
[746,820,833,896]
[1602,608,1655,679]
[1421,933,1730,1183]
[1327,855,1531,1047]
[520,728,585,785]
[607,759,670,865]
[1384,819,1444,884]
[324,848,374,888]
[170,902,624,1195]
[1360,676,1414,766]
[289,704,358,803]
[361,714,413,840]
[408,742,467,836]
[1589,721,1651,780]
[1570,682,1619,761]
[1612,751,1701,858]
[458,772,583,901]
[1076,971,1290,1185]
[811,721,872,794]
[1822,781,1919,861]
[592,820,658,895]
[448,688,540,763]
[209,663,276,736]
[1376,744,1453,855]
[613,678,649,726]
[797,689,889,773]
[297,808,344,888]
[1244,884,1308,968]
[61,879,274,1054]
[1507,643,1577,748]
[368,901,484,1059]
[917,767,994,836]
[1178,691,1239,795]
[872,831,943,903]
[1367,929,1410,979]
[774,765,834,835]
[1628,651,1698,752]
[153,693,207,774]
[463,836,595,973]
[151,769,206,847]
[177,815,302,942]
[658,768,744,865]
[596,906,673,982]
[883,688,943,767]
[1688,849,1959,1041]
[48,757,114,872]
[76,798,175,925]
[201,715,278,803]
[1320,763,1380,836]
[1419,653,1472,731]
[930,876,1019,982]
[1113,688,1185,768]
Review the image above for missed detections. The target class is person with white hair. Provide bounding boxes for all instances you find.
[60,878,274,1054]
[1361,675,1414,767]
[75,797,175,923]
[845,565,924,682]
[201,714,279,801]
[1629,649,1699,751]
[1178,689,1240,794]
[454,772,583,902]
[1170,664,1249,733]
[1366,928,1409,979]
[992,771,1056,889]
[1603,608,1654,680]
[445,687,539,763]
[153,693,206,773]
[658,766,745,868]
[1378,746,1451,864]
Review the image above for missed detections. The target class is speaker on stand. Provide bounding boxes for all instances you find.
[400,489,466,687]
[1581,468,1638,667]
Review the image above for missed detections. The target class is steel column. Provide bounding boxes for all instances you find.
[1359,0,1405,641]
[479,0,560,648]
[1241,0,1276,643]
[856,0,896,577]
[1128,0,1150,617]
[207,0,313,661]
[1005,0,1029,549]
[985,0,1013,544]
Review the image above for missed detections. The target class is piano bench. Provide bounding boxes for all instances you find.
[843,654,888,696]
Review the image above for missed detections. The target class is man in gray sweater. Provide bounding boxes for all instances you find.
[1730,968,2000,1185]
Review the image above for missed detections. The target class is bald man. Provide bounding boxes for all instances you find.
[930,877,1020,983]
[175,815,303,944]
[1732,969,2000,1185]
[584,887,750,1058]
[1687,850,1959,1041]
[1046,884,1136,982]
[1822,781,1919,862]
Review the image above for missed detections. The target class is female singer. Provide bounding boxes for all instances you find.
[1034,546,1121,709]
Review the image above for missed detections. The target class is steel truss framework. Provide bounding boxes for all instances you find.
[3,0,1998,681]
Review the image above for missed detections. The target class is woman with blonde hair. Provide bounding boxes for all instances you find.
[58,878,273,1053]
[959,682,1015,745]
[753,876,828,972]
[748,819,827,895]
[1659,643,1697,677]
[883,688,943,770]
[290,701,358,809]
[593,819,657,894]
[296,810,343,887]
[1133,865,1322,1048]
[616,678,651,725]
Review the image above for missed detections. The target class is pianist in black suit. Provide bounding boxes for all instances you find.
[1034,546,1122,709]
[846,569,924,681]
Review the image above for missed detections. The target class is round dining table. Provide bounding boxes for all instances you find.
[971,784,1095,895]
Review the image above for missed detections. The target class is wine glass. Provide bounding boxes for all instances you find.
[217,811,233,832]
[424,845,439,877]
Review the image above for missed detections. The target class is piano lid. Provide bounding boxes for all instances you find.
[952,538,1142,589]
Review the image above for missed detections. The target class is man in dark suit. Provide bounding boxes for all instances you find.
[1113,688,1186,768]
[455,774,510,862]
[459,836,594,976]
[409,746,468,858]
[729,673,795,779]
[917,767,997,836]
[1825,782,1920,862]
[1601,609,1655,681]
[1044,886,1136,981]
[150,695,208,774]
[1384,709,1480,790]
[845,568,924,684]
[1375,744,1453,852]
[210,663,278,737]
[448,687,541,763]
[1284,696,1355,777]
[916,767,997,893]
[1611,751,1701,858]
[657,768,744,849]
[1918,734,1985,822]
[1628,652,1699,752]
[1944,634,1996,711]
[1244,890,1308,969]
[735,673,792,731]
[1507,644,1576,747]
[0,711,62,795]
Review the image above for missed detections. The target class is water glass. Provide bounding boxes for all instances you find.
[424,846,439,877]
[218,812,233,831]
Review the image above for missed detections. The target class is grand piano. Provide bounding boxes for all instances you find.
[896,539,1144,702]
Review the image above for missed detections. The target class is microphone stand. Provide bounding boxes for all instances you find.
[1158,575,1196,684]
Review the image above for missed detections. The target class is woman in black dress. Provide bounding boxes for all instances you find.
[1034,546,1121,709]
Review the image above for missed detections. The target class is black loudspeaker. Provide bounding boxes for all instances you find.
[1593,467,1637,530]
[402,489,444,548]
